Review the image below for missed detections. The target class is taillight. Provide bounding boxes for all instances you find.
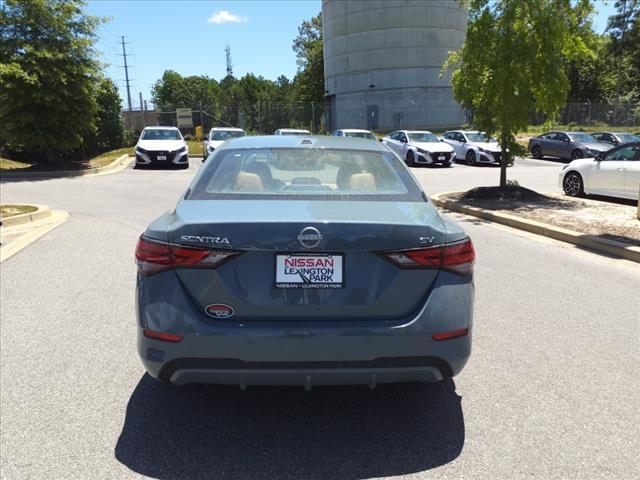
[143,328,183,342]
[135,236,240,276]
[381,239,475,276]
[431,328,469,341]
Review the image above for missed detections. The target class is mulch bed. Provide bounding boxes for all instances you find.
[444,187,640,246]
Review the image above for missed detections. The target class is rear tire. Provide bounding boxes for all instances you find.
[465,150,476,166]
[406,151,415,167]
[571,149,583,161]
[531,145,542,159]
[563,172,584,197]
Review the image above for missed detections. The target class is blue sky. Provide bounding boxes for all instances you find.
[88,1,322,109]
[87,0,616,109]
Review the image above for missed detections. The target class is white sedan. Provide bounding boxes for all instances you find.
[381,130,455,167]
[332,129,377,140]
[135,126,189,169]
[559,142,640,200]
[441,130,504,166]
[274,128,311,136]
[203,127,246,158]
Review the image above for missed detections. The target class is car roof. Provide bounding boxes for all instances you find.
[219,135,388,152]
[277,128,310,132]
[143,126,179,130]
[211,127,244,131]
[405,130,434,134]
[337,129,372,133]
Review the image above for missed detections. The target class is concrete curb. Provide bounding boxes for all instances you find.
[2,204,52,227]
[0,210,70,263]
[0,154,133,181]
[432,191,640,264]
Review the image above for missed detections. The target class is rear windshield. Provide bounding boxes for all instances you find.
[211,130,246,141]
[278,130,310,136]
[187,148,422,201]
[568,133,597,143]
[344,131,376,140]
[408,132,439,143]
[466,132,496,142]
[141,129,181,140]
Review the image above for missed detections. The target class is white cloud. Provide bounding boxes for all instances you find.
[207,10,248,25]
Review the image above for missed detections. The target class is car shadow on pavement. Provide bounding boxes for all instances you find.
[115,374,464,480]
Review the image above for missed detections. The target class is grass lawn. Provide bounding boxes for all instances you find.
[0,158,33,170]
[0,204,39,217]
[88,147,133,168]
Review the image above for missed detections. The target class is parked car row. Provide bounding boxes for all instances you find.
[528,131,640,161]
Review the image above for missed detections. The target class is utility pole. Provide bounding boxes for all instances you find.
[225,45,233,77]
[120,36,133,121]
[139,92,146,127]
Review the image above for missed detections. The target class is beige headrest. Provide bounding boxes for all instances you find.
[349,173,376,191]
[235,172,263,190]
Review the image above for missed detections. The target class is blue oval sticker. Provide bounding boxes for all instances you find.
[205,304,235,319]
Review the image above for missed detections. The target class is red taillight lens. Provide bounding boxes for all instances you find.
[431,328,468,341]
[381,239,475,276]
[135,236,240,276]
[143,328,183,342]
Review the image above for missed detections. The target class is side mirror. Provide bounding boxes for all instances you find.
[379,138,384,142]
[595,154,603,161]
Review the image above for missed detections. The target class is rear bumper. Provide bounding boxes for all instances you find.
[136,271,474,387]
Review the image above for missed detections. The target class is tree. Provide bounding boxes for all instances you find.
[292,13,324,103]
[446,0,591,189]
[606,0,640,102]
[0,0,103,162]
[93,77,123,150]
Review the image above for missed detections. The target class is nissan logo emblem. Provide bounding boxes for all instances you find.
[297,226,322,249]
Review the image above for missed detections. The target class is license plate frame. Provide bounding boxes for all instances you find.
[275,253,344,289]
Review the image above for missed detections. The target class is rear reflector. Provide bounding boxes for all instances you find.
[143,328,183,342]
[381,239,475,276]
[431,328,468,341]
[135,235,240,276]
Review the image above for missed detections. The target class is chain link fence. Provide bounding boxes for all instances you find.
[122,100,640,137]
[123,103,327,136]
[532,102,640,128]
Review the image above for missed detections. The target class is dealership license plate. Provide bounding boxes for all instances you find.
[157,155,167,160]
[275,253,344,289]
[438,155,445,160]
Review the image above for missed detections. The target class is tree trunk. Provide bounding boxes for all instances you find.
[499,129,508,189]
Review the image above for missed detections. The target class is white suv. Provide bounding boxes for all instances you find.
[135,127,189,169]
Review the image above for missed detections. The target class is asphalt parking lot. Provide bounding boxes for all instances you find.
[1,157,639,479]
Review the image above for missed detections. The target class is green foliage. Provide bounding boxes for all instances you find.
[292,13,324,103]
[89,77,123,150]
[445,0,592,188]
[605,0,640,102]
[0,0,103,162]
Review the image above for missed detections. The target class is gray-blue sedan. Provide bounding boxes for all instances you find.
[135,135,475,388]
